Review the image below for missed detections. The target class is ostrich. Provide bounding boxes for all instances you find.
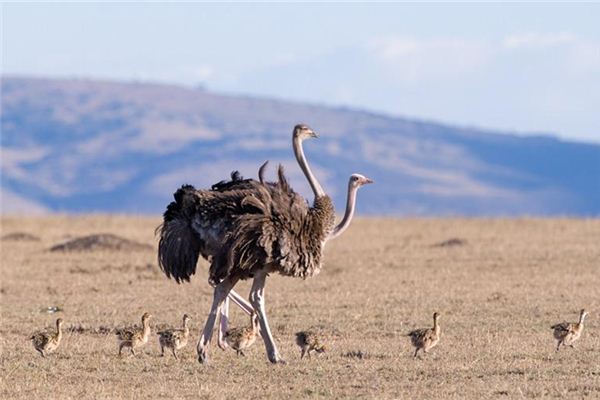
[158,124,372,364]
[216,170,374,343]
[296,330,327,359]
[223,312,260,356]
[115,312,152,357]
[551,309,588,351]
[157,314,192,359]
[30,318,64,357]
[408,312,442,358]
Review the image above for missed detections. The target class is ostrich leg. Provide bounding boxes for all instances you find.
[228,290,254,314]
[197,276,239,364]
[217,297,230,350]
[249,270,284,364]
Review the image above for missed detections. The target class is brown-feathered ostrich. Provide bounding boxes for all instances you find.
[216,168,373,349]
[158,124,372,364]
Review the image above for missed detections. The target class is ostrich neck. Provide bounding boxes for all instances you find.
[433,319,440,333]
[142,320,151,338]
[293,136,325,199]
[56,323,62,340]
[329,182,358,240]
[579,314,586,324]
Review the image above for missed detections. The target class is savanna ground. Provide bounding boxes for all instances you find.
[1,216,599,399]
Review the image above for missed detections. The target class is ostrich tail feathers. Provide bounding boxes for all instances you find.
[157,185,201,283]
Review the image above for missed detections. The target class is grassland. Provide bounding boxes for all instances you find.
[1,216,599,399]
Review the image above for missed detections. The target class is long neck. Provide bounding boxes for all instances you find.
[433,317,439,332]
[293,136,325,199]
[142,319,150,337]
[56,322,62,340]
[251,315,259,335]
[329,181,359,240]
[579,313,586,325]
[182,319,189,335]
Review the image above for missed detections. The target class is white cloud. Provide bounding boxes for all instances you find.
[369,36,491,84]
[191,65,214,81]
[1,146,50,181]
[0,188,49,215]
[502,32,577,49]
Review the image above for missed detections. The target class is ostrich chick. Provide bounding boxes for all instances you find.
[30,318,64,357]
[157,314,191,359]
[224,313,259,356]
[408,312,441,358]
[551,309,588,352]
[295,330,326,359]
[116,312,152,356]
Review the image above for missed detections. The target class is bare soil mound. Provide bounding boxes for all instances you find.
[49,233,152,252]
[1,232,41,241]
[433,238,467,247]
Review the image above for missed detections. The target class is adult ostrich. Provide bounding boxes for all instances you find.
[158,124,372,364]
[216,170,374,344]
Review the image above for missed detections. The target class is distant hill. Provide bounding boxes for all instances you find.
[1,76,599,216]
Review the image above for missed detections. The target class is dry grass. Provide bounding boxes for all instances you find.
[1,216,599,399]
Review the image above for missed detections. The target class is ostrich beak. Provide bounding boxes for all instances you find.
[311,131,319,138]
[363,177,374,185]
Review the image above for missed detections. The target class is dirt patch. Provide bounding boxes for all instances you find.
[66,324,114,335]
[432,237,467,247]
[341,350,386,360]
[49,233,152,252]
[1,232,41,241]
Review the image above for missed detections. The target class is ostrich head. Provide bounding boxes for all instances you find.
[56,318,64,328]
[293,124,318,140]
[183,314,192,324]
[433,312,440,322]
[349,174,374,189]
[141,312,152,323]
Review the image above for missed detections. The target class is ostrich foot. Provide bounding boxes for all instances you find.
[217,331,229,350]
[217,339,229,351]
[268,351,286,365]
[197,347,209,364]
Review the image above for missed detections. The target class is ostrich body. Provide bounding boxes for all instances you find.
[408,312,441,358]
[116,312,152,356]
[551,309,588,351]
[157,314,191,359]
[296,330,326,359]
[214,170,373,350]
[30,318,63,357]
[158,124,372,364]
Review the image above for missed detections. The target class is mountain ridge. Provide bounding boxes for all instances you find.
[2,76,599,216]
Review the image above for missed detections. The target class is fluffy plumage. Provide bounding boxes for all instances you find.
[551,309,588,351]
[408,312,441,358]
[158,164,335,285]
[295,330,326,359]
[224,313,259,356]
[157,314,191,359]
[30,318,63,357]
[116,312,152,356]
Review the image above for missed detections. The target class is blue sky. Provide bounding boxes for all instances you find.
[2,3,599,143]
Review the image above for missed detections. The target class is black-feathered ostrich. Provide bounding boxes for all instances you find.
[158,124,372,364]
